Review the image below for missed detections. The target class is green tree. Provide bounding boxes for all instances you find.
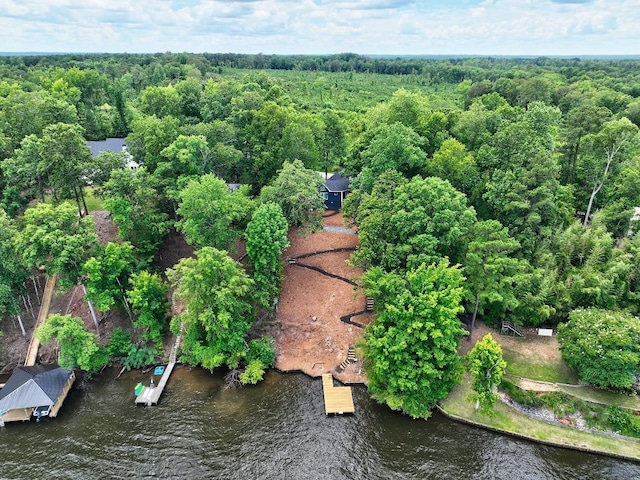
[167,247,255,371]
[126,114,181,173]
[36,313,108,373]
[362,260,466,419]
[139,85,181,119]
[176,173,253,251]
[557,308,640,391]
[37,122,95,214]
[83,241,136,314]
[100,167,171,260]
[127,271,169,349]
[245,202,290,308]
[463,220,523,335]
[0,210,26,324]
[0,89,77,151]
[578,118,638,226]
[550,218,633,318]
[259,159,325,233]
[17,202,98,290]
[352,175,477,272]
[156,134,214,213]
[466,334,507,415]
[318,110,347,175]
[481,105,572,258]
[426,138,478,196]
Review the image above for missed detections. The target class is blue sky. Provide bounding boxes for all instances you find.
[0,0,637,56]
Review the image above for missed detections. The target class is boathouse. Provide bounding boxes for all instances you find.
[0,364,75,424]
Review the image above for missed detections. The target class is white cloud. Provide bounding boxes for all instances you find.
[0,0,638,54]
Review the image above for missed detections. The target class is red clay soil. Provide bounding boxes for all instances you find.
[266,211,372,385]
[0,212,131,371]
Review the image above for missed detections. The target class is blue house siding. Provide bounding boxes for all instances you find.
[322,173,350,210]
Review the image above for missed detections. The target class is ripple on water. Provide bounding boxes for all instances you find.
[1,368,638,480]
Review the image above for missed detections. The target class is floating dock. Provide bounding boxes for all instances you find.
[322,373,354,415]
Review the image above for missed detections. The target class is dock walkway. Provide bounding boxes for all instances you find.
[135,322,183,406]
[24,274,57,366]
[322,373,355,415]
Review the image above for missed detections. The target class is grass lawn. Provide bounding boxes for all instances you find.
[440,375,640,461]
[83,187,104,211]
[558,385,640,411]
[502,348,579,384]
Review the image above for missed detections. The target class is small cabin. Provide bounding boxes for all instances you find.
[0,364,75,425]
[321,173,350,210]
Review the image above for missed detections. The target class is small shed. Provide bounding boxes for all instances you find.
[321,173,350,210]
[0,364,75,424]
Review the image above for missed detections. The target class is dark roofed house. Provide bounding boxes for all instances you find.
[321,172,350,210]
[86,138,139,169]
[0,364,75,425]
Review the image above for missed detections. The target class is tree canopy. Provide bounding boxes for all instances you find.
[245,202,290,308]
[362,260,466,419]
[557,308,640,391]
[167,247,255,372]
[259,159,325,233]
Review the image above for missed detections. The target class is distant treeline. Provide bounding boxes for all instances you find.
[1,52,640,92]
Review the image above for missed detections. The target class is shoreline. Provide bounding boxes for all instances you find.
[436,404,640,464]
[271,364,640,463]
[438,376,640,463]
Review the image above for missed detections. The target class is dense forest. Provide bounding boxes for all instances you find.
[1,53,639,415]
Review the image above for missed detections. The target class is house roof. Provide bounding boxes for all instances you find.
[324,172,350,193]
[86,138,127,157]
[0,365,73,413]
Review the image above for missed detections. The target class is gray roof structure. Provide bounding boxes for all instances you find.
[324,172,350,192]
[0,365,73,413]
[86,138,127,157]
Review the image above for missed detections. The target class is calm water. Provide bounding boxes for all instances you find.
[1,367,638,479]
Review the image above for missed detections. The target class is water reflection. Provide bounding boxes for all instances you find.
[1,368,638,479]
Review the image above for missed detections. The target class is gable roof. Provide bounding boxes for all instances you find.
[0,365,73,413]
[324,172,350,193]
[86,138,127,157]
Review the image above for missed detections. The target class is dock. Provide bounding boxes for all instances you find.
[134,362,175,406]
[322,373,355,415]
[135,322,183,406]
[25,274,57,367]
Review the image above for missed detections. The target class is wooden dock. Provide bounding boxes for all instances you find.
[25,274,57,367]
[322,373,355,415]
[134,362,175,406]
[135,322,183,406]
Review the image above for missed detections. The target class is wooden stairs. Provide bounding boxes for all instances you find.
[335,346,358,373]
[501,321,523,337]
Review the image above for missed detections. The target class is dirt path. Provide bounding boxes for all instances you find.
[266,212,371,384]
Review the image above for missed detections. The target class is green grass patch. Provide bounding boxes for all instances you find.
[558,385,640,411]
[440,375,640,460]
[83,187,104,211]
[502,348,579,384]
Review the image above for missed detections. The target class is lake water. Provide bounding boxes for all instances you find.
[1,367,639,479]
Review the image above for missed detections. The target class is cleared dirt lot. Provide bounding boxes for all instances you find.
[264,212,371,385]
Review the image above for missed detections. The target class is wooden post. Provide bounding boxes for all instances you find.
[81,284,100,338]
[32,277,41,305]
[17,314,26,337]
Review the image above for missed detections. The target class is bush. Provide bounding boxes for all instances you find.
[107,328,134,358]
[557,308,640,391]
[122,345,157,370]
[500,379,544,407]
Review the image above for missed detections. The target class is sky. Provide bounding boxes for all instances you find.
[0,0,638,56]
